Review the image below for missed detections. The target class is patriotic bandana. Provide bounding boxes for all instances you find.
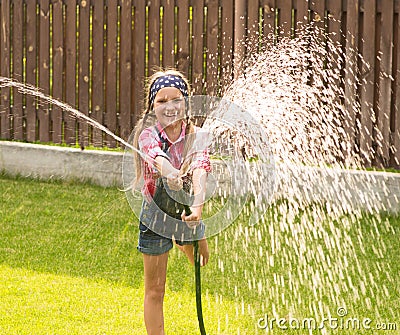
[149,74,189,109]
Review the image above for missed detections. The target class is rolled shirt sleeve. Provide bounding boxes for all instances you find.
[138,127,170,171]
[189,129,212,173]
[189,148,211,173]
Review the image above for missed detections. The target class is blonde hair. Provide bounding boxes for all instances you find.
[132,68,196,186]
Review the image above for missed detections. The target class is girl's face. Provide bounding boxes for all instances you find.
[153,87,185,129]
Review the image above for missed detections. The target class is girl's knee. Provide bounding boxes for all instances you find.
[145,284,166,301]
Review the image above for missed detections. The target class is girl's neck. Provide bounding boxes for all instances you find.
[164,121,183,142]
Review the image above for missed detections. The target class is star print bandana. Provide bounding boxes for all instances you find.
[149,74,189,108]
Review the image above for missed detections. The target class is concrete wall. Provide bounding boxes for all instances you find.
[0,141,123,187]
[1,141,399,213]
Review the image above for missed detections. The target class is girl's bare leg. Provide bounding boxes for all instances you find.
[143,252,169,335]
[177,238,209,266]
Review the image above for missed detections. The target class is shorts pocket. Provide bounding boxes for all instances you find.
[139,222,149,233]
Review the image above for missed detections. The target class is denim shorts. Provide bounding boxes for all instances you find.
[137,200,205,255]
[137,221,205,255]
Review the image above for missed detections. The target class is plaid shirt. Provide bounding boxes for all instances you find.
[138,122,211,200]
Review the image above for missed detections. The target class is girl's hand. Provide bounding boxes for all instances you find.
[181,206,202,228]
[166,171,183,191]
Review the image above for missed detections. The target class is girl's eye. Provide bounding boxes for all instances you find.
[155,98,183,105]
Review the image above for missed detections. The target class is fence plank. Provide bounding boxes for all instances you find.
[395,10,400,168]
[120,0,133,141]
[25,0,37,142]
[294,0,311,89]
[192,0,205,93]
[295,0,309,32]
[12,0,24,141]
[247,0,260,53]
[326,0,344,134]
[343,0,359,160]
[78,0,90,147]
[326,0,343,71]
[0,0,10,139]
[310,0,326,75]
[206,0,219,95]
[359,0,377,166]
[326,0,341,37]
[176,0,190,77]
[51,0,63,144]
[277,0,292,37]
[220,0,233,90]
[38,0,50,143]
[310,0,325,32]
[262,0,276,48]
[105,0,118,147]
[133,0,146,117]
[162,0,175,68]
[65,0,77,145]
[234,0,246,78]
[148,0,161,73]
[326,3,343,60]
[310,0,326,87]
[92,0,105,146]
[377,0,394,166]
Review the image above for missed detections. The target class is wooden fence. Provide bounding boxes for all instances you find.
[0,0,399,168]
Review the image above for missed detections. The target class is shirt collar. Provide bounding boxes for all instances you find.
[155,121,187,144]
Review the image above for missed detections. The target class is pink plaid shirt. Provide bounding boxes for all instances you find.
[138,122,211,200]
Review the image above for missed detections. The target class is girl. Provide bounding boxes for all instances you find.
[132,69,210,335]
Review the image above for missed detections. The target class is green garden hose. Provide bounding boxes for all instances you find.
[184,204,207,335]
[194,239,207,335]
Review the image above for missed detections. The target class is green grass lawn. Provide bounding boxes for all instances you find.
[0,174,399,334]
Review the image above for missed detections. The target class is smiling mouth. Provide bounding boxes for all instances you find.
[164,112,179,117]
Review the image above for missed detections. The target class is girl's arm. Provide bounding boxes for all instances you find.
[139,127,182,189]
[154,156,183,191]
[154,155,179,176]
[182,167,207,223]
